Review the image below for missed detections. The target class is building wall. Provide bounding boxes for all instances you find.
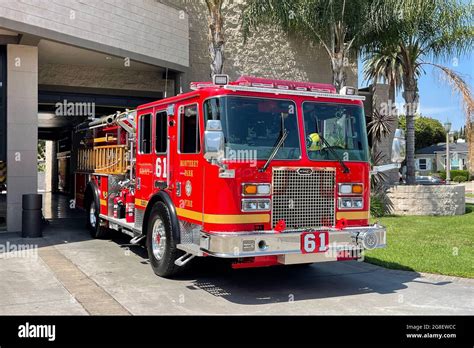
[0,0,189,70]
[435,152,468,172]
[38,63,174,96]
[165,0,357,90]
[414,155,436,175]
[6,44,38,232]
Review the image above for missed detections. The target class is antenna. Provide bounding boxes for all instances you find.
[164,67,169,98]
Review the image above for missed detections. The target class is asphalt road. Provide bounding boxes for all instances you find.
[1,216,473,315]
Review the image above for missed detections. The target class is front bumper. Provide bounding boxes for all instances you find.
[200,225,386,263]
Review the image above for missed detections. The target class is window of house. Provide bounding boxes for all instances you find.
[179,104,200,154]
[139,114,152,154]
[419,158,427,170]
[155,111,167,154]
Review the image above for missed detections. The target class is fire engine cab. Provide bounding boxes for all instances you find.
[74,75,405,278]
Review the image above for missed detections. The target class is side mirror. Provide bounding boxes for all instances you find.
[391,128,406,163]
[204,120,225,164]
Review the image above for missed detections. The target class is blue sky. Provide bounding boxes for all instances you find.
[358,51,474,132]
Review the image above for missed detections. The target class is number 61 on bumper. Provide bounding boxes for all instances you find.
[300,231,329,254]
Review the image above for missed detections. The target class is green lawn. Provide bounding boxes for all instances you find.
[467,193,474,198]
[365,204,474,278]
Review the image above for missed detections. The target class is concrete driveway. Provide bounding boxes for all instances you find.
[1,216,473,315]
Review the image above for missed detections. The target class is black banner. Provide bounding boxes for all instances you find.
[0,315,472,346]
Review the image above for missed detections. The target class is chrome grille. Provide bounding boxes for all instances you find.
[272,168,336,229]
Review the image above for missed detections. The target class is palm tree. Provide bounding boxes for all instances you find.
[205,0,226,76]
[241,0,372,92]
[363,0,473,184]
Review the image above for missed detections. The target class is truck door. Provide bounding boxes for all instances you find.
[153,107,168,191]
[135,108,154,206]
[172,101,204,224]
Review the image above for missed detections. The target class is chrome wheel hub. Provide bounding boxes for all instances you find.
[151,218,166,260]
[89,203,96,228]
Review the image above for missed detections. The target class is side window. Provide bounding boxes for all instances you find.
[179,104,200,154]
[139,114,152,154]
[155,111,167,153]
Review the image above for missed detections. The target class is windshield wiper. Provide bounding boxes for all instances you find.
[259,129,288,172]
[319,134,350,174]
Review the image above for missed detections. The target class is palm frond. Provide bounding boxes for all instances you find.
[424,62,474,131]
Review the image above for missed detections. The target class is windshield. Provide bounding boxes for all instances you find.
[204,96,301,160]
[303,102,369,162]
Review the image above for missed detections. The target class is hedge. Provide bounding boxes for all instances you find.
[437,170,470,181]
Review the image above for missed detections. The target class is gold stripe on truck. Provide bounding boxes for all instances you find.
[176,208,270,224]
[336,211,370,220]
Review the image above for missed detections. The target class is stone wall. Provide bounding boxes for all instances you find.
[386,185,466,216]
[164,0,358,90]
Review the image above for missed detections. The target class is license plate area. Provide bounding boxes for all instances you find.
[300,231,329,254]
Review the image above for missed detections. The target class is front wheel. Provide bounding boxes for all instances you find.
[146,202,182,278]
[86,198,108,239]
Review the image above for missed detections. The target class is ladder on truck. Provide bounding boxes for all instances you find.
[77,110,136,176]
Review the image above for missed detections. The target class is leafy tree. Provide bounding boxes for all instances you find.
[363,0,474,184]
[241,0,373,92]
[398,115,446,150]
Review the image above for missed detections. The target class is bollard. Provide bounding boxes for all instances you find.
[22,194,43,238]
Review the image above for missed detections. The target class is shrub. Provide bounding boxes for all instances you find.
[437,170,470,181]
[453,175,467,183]
[370,194,386,218]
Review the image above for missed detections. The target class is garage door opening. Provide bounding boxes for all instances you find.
[38,88,160,221]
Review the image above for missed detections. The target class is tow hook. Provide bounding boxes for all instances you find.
[174,253,195,267]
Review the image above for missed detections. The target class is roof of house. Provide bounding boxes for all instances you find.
[416,142,468,155]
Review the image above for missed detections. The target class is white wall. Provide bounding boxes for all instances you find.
[0,0,189,70]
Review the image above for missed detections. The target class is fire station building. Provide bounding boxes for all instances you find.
[0,0,375,233]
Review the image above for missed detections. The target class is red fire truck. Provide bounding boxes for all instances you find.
[74,75,405,278]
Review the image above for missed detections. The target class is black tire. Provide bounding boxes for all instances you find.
[146,202,182,278]
[86,197,109,239]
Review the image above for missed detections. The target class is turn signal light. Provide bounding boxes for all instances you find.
[243,184,258,195]
[352,184,363,194]
[242,183,271,196]
[338,183,364,195]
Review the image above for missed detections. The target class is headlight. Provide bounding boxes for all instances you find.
[338,183,364,195]
[242,199,271,212]
[353,198,363,208]
[242,183,271,196]
[339,198,364,209]
[340,198,353,209]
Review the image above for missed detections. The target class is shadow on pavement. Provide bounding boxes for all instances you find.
[0,214,435,306]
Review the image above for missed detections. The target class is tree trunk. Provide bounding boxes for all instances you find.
[402,75,419,185]
[469,122,474,175]
[207,1,225,77]
[331,52,346,93]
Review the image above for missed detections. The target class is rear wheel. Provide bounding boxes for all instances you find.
[146,202,182,278]
[86,197,108,239]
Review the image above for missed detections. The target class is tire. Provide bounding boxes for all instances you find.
[86,197,109,239]
[146,202,182,278]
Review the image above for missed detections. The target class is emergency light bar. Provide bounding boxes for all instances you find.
[189,75,364,100]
